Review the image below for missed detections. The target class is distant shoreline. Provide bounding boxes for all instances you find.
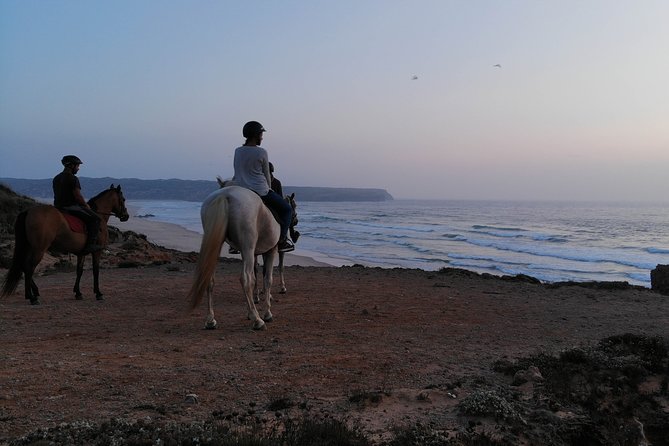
[0,177,394,202]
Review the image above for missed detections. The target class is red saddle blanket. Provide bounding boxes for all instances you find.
[62,213,86,234]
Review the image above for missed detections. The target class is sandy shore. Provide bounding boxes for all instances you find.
[113,215,332,267]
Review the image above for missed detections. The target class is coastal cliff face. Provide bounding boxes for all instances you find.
[0,177,394,202]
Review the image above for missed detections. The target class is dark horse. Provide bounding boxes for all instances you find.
[1,184,130,304]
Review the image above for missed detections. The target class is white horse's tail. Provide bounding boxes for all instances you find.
[187,196,228,310]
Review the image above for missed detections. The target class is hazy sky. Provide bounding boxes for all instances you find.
[1,1,668,201]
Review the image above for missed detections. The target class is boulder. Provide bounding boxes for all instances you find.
[512,365,544,386]
[650,265,669,296]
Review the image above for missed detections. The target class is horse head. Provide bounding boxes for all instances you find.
[216,176,235,188]
[109,184,130,222]
[286,192,300,243]
[90,184,129,222]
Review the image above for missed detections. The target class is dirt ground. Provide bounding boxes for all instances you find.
[1,260,668,444]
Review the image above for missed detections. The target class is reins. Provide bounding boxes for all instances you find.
[88,189,125,218]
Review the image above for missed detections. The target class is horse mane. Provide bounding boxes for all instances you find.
[87,185,119,211]
[87,189,108,210]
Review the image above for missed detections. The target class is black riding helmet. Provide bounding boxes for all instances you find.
[242,121,266,138]
[61,155,83,166]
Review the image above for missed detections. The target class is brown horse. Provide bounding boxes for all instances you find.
[1,184,130,304]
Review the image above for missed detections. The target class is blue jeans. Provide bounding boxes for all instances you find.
[260,190,292,240]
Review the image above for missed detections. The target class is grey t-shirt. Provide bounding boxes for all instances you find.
[233,145,271,195]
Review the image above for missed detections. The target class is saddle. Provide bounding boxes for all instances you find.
[61,212,87,234]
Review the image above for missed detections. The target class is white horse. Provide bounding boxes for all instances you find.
[186,185,296,331]
[216,176,298,298]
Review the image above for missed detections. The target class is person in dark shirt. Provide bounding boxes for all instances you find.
[53,155,102,253]
[269,162,283,196]
[269,162,299,243]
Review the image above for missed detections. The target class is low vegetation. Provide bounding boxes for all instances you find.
[0,184,37,268]
[6,334,667,446]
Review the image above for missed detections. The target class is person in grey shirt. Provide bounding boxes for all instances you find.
[232,121,294,252]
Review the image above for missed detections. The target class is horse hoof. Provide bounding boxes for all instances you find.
[205,320,217,330]
[263,314,273,323]
[96,294,104,301]
[252,320,266,331]
[279,288,287,294]
[30,299,40,306]
[75,294,83,300]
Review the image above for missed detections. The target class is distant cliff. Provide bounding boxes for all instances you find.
[0,177,394,202]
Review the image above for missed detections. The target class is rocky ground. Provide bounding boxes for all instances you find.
[1,259,668,445]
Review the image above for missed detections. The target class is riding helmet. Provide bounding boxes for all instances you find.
[61,155,83,166]
[242,121,266,138]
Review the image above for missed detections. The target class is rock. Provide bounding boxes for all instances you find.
[650,264,669,296]
[512,366,544,386]
[416,391,430,401]
[184,394,198,404]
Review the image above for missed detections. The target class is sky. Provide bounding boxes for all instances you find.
[1,1,668,201]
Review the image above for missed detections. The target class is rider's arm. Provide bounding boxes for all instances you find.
[73,187,90,208]
[262,160,272,190]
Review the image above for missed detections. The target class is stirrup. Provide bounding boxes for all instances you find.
[278,239,294,253]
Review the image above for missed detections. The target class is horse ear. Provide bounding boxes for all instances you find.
[110,183,115,189]
[290,193,295,199]
[116,185,122,191]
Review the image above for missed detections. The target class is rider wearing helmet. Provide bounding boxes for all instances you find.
[53,155,102,253]
[232,121,294,252]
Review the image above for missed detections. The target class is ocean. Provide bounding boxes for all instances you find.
[128,199,669,288]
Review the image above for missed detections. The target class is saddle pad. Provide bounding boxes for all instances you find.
[63,213,86,234]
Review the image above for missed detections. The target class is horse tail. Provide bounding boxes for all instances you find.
[1,211,28,297]
[187,196,228,310]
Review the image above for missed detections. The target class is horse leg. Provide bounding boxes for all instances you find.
[21,252,40,305]
[261,250,276,322]
[74,255,85,299]
[241,253,264,330]
[24,268,39,305]
[205,277,217,330]
[253,256,261,304]
[278,252,287,294]
[92,252,104,300]
[30,279,40,300]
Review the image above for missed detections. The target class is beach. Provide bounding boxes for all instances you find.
[116,215,332,267]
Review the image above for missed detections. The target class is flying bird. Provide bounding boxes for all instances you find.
[411,75,418,80]
[493,64,502,68]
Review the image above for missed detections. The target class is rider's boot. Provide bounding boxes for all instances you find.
[278,237,294,253]
[82,227,103,254]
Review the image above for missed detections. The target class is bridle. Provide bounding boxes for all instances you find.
[89,190,129,220]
